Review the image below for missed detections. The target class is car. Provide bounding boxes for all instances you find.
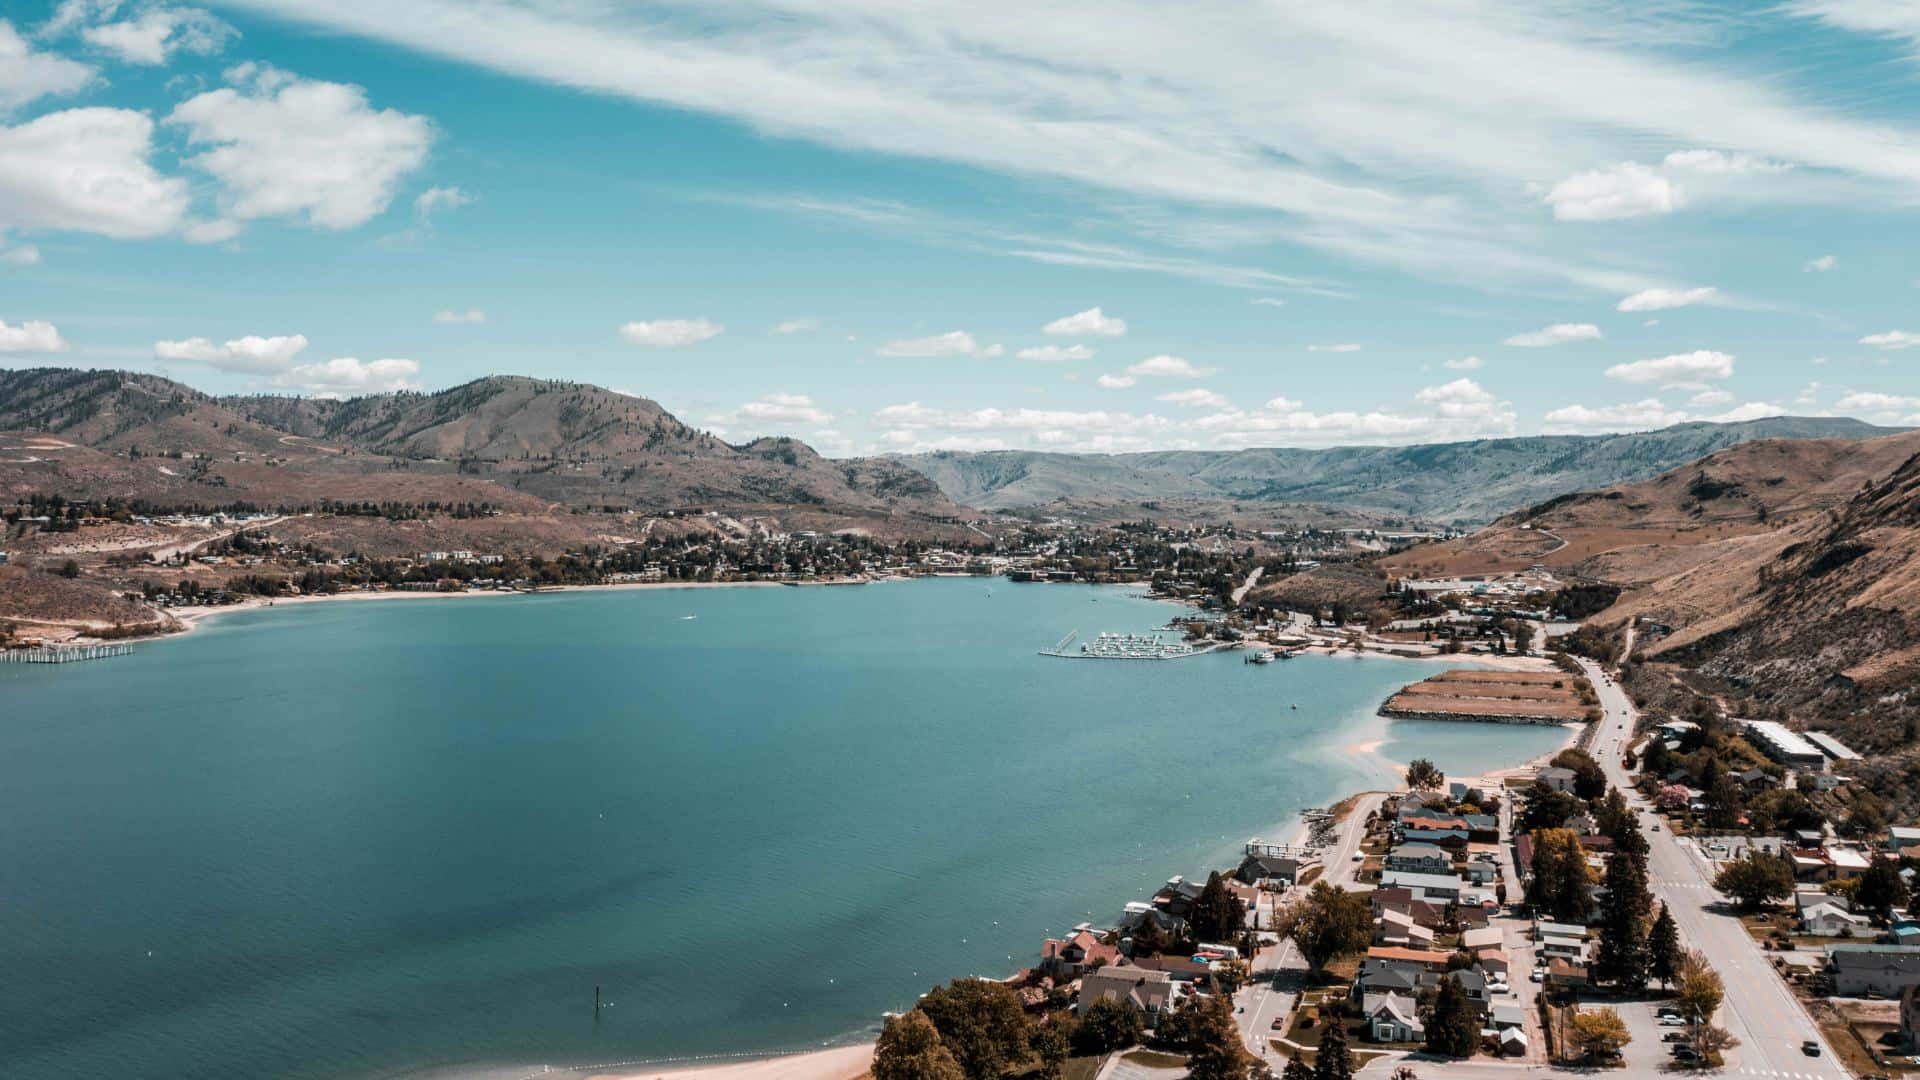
[1652,823,1662,831]
[1802,1040,1821,1057]
[1658,1015,1686,1026]
[1672,1046,1700,1062]
[1662,1032,1686,1043]
[1351,852,1363,862]
[1271,1018,1285,1030]
[1529,970,1543,983]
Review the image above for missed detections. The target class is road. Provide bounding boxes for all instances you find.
[1231,565,1266,605]
[1577,658,1847,1080]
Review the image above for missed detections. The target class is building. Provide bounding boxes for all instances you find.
[1804,731,1861,765]
[1742,719,1828,771]
[1380,870,1463,901]
[1827,944,1920,998]
[1078,964,1176,1016]
[1801,901,1872,938]
[1888,826,1920,854]
[1385,842,1452,875]
[1536,766,1578,793]
[1365,992,1424,1043]
[1041,929,1119,978]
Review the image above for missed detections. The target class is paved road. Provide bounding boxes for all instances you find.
[1231,565,1266,605]
[1577,658,1848,1080]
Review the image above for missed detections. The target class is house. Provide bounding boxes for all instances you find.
[1476,948,1512,979]
[1235,852,1301,888]
[1402,827,1471,849]
[1536,766,1578,793]
[1789,848,1837,883]
[1154,876,1208,917]
[1366,945,1453,972]
[1545,958,1588,990]
[1888,826,1920,854]
[1386,843,1452,875]
[1490,1002,1525,1030]
[1078,964,1176,1016]
[1375,907,1438,949]
[1830,848,1873,877]
[1828,945,1920,997]
[1365,992,1425,1043]
[1494,1027,1529,1057]
[1041,929,1119,978]
[1462,861,1499,886]
[1380,870,1463,902]
[1131,954,1213,983]
[1354,959,1438,999]
[1451,968,1491,1004]
[1734,768,1780,793]
[1801,901,1872,938]
[1462,926,1503,952]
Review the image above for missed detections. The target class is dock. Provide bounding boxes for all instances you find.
[2,644,134,664]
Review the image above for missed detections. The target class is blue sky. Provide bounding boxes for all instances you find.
[2,0,1918,454]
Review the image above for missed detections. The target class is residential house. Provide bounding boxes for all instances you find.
[1462,926,1503,952]
[1450,967,1491,1005]
[1364,992,1425,1043]
[1801,901,1872,938]
[1536,766,1578,793]
[1234,852,1301,889]
[1385,843,1452,875]
[1888,826,1920,855]
[1476,948,1512,980]
[1366,945,1453,973]
[1734,768,1780,794]
[1545,958,1589,990]
[1828,945,1920,997]
[1402,827,1471,849]
[1380,870,1463,902]
[1041,929,1119,979]
[1789,848,1837,883]
[1375,906,1438,949]
[1131,954,1213,984]
[1078,964,1177,1017]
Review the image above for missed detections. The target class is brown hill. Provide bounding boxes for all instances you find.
[0,370,964,526]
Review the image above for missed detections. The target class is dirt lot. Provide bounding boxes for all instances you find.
[1382,668,1593,722]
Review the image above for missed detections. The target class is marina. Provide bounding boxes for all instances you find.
[1038,629,1213,660]
[1,643,134,664]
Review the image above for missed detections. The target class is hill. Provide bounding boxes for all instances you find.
[902,417,1895,524]
[0,370,963,525]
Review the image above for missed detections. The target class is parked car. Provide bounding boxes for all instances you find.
[1529,970,1543,983]
[1658,1015,1687,1027]
[1802,1041,1821,1057]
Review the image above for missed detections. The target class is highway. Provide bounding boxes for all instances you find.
[1577,657,1847,1080]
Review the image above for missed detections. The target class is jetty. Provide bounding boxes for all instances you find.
[1040,630,1213,661]
[2,643,134,664]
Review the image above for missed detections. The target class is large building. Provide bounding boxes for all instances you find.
[1742,720,1828,771]
[1827,944,1920,998]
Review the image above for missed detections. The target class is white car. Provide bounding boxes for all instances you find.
[1529,970,1544,983]
[1658,1015,1687,1027]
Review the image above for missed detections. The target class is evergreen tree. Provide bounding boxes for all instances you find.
[1281,1056,1313,1080]
[1523,828,1592,922]
[1594,850,1650,991]
[1182,993,1254,1080]
[1856,859,1910,919]
[1647,902,1682,990]
[1424,975,1478,1058]
[1313,1013,1353,1080]
[1191,870,1247,944]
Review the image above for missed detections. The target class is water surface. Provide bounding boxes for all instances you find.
[0,579,1567,1079]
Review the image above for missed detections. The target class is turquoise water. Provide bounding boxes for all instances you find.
[0,579,1567,1079]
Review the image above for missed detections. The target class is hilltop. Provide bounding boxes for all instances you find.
[902,417,1895,525]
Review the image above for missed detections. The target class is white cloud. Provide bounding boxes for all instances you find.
[1544,162,1679,221]
[876,330,1000,358]
[1414,377,1499,415]
[275,356,419,395]
[413,185,473,217]
[1860,330,1919,350]
[772,318,820,334]
[709,391,832,430]
[1015,344,1094,362]
[0,20,95,110]
[432,308,486,324]
[1442,356,1483,370]
[1804,254,1837,272]
[1688,389,1734,407]
[1707,401,1785,423]
[1306,343,1362,353]
[1155,388,1229,409]
[1042,306,1127,337]
[1542,399,1688,434]
[1605,349,1735,384]
[1504,323,1602,347]
[1190,385,1516,445]
[619,318,723,347]
[154,332,309,372]
[1616,286,1718,312]
[1126,354,1216,378]
[0,241,40,266]
[167,64,432,231]
[872,400,1173,452]
[1663,149,1792,175]
[79,6,235,66]
[1096,373,1136,389]
[0,318,69,353]
[1835,391,1920,412]
[1250,297,1288,308]
[0,107,190,239]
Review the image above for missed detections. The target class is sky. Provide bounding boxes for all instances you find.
[2,0,1918,456]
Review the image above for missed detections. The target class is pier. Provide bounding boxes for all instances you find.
[2,644,134,664]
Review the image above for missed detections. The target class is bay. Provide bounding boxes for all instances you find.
[0,578,1569,1079]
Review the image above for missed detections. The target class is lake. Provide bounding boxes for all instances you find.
[0,579,1569,1079]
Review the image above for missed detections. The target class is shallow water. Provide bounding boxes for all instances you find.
[0,579,1567,1078]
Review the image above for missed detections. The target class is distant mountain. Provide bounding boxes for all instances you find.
[0,370,961,524]
[902,417,1899,524]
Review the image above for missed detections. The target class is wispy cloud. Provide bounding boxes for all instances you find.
[1504,323,1602,347]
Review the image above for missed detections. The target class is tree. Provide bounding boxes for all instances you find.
[1191,871,1247,944]
[1074,997,1143,1055]
[1855,859,1911,919]
[1275,882,1372,976]
[1647,902,1682,991]
[1675,951,1724,1029]
[1655,784,1691,813]
[1180,993,1254,1080]
[57,559,80,579]
[1594,850,1650,991]
[873,1010,965,1080]
[1552,748,1606,801]
[1594,788,1648,858]
[1524,828,1592,922]
[1312,1012,1353,1080]
[1518,783,1582,834]
[1028,1022,1069,1080]
[1843,794,1888,838]
[1704,770,1745,831]
[1281,1056,1313,1080]
[915,979,1033,1080]
[1424,975,1478,1058]
[1406,759,1444,792]
[1713,850,1794,912]
[1569,1008,1631,1061]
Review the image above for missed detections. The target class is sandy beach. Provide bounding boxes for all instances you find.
[589,1043,873,1080]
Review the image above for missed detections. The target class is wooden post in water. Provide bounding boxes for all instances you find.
[594,984,601,1022]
